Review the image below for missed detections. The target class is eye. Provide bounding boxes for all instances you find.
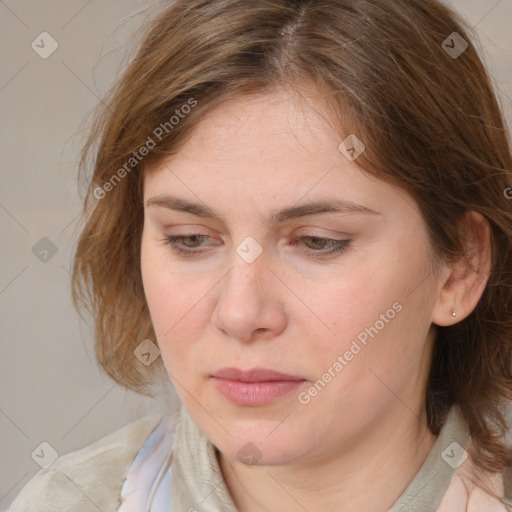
[161,233,351,259]
[290,236,351,259]
[162,234,211,256]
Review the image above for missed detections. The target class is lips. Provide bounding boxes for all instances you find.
[212,367,305,382]
[211,367,306,406]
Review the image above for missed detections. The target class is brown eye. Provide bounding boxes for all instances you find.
[291,237,351,259]
[163,234,211,255]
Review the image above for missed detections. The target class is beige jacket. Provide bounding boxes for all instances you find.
[8,404,512,511]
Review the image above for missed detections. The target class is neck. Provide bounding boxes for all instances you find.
[218,406,438,512]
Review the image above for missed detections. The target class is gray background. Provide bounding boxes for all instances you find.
[1,0,511,509]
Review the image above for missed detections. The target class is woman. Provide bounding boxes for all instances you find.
[9,0,512,510]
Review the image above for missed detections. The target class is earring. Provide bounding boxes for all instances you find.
[452,309,456,318]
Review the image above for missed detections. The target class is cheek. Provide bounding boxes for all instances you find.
[141,239,170,332]
[140,224,434,379]
[310,242,434,367]
[140,236,213,371]
[141,230,189,315]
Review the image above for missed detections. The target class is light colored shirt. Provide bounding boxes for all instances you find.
[8,404,512,511]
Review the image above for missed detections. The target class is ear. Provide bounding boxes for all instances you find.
[431,211,492,327]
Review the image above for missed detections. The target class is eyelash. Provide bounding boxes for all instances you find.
[161,234,351,259]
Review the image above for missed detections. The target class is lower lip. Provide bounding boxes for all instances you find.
[212,378,305,406]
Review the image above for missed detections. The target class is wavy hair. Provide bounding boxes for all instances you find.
[72,0,512,486]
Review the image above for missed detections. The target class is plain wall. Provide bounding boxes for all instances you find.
[1,0,511,509]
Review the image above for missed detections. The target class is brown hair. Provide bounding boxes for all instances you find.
[72,0,512,486]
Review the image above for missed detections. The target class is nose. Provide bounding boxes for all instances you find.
[211,245,287,343]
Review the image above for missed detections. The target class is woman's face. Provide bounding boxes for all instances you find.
[141,89,444,466]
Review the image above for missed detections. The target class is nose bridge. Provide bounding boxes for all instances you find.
[212,236,278,340]
[225,236,268,300]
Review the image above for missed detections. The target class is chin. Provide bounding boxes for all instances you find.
[221,438,302,467]
[182,391,321,463]
[209,419,312,467]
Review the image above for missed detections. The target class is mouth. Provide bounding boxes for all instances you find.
[211,367,307,406]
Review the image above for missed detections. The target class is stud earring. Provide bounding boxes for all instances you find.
[452,309,456,318]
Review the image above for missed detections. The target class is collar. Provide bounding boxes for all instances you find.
[170,404,477,511]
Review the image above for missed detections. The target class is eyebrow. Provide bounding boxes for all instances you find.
[145,195,382,224]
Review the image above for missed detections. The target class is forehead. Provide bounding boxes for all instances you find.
[145,89,351,184]
[165,89,342,166]
[142,89,417,225]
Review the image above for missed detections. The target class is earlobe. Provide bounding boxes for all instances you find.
[431,211,492,327]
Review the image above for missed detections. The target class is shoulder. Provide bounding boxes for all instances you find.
[501,459,512,511]
[437,433,512,512]
[460,449,512,512]
[8,415,163,512]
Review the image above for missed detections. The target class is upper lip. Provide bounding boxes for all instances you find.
[212,367,305,382]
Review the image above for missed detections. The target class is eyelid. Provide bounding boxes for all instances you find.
[160,228,349,245]
[293,227,352,238]
[160,223,351,237]
[160,232,352,260]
